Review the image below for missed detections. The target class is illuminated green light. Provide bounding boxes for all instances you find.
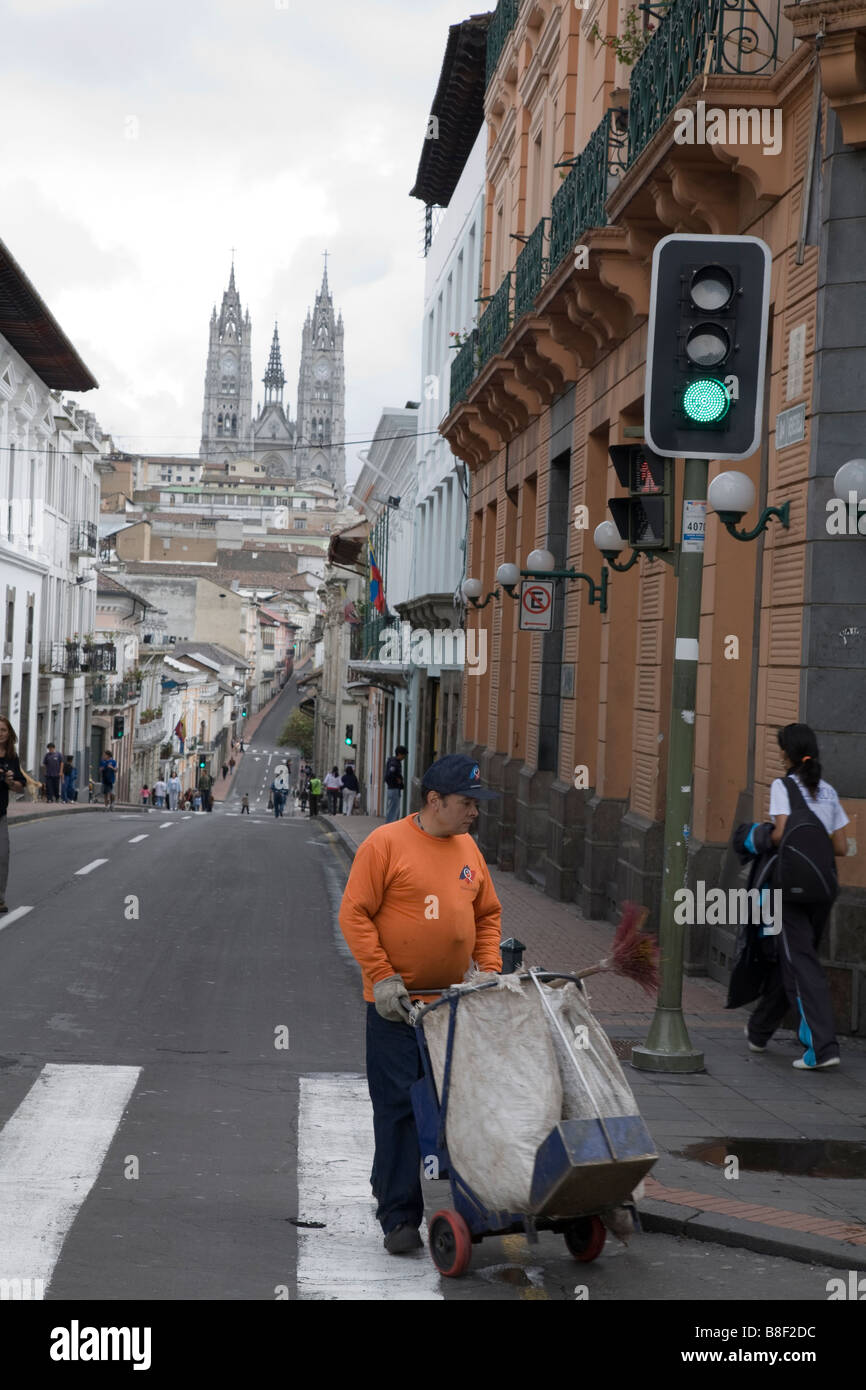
[683,378,730,423]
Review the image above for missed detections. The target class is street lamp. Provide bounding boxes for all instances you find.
[592,519,640,572]
[833,458,866,520]
[463,552,608,613]
[707,470,790,542]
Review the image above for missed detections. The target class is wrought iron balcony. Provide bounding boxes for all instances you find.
[91,679,141,707]
[514,219,549,321]
[80,642,116,674]
[71,521,97,555]
[549,110,627,275]
[449,330,479,413]
[627,0,784,168]
[485,0,520,87]
[351,616,399,663]
[40,642,73,675]
[478,273,513,369]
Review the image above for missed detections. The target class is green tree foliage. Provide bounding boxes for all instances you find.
[278,709,314,759]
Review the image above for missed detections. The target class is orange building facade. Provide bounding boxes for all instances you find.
[441,0,866,1026]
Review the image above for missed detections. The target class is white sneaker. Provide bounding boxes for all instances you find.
[793,1055,840,1070]
[744,1024,766,1053]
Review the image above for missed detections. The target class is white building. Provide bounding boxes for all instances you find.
[0,237,106,779]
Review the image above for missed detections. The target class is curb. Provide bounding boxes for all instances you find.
[640,1197,866,1273]
[8,803,144,827]
[320,815,360,866]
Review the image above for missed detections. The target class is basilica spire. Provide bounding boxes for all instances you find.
[263,323,285,405]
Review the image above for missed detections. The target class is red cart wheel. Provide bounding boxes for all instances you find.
[428,1209,472,1277]
[564,1215,607,1263]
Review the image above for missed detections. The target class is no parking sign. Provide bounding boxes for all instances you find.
[519,580,554,631]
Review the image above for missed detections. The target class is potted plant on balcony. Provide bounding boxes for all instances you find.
[590,6,657,65]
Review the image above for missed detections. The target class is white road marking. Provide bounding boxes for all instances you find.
[0,1063,141,1293]
[128,834,149,844]
[0,905,33,933]
[297,1074,441,1301]
[160,822,173,829]
[75,859,108,876]
[182,815,192,820]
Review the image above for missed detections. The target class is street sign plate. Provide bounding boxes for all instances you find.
[775,402,806,449]
[519,581,554,631]
[681,499,707,551]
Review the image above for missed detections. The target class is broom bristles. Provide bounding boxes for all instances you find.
[609,901,658,995]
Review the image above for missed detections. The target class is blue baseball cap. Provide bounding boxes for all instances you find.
[421,754,498,800]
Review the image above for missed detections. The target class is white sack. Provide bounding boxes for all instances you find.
[422,982,562,1214]
[538,981,639,1120]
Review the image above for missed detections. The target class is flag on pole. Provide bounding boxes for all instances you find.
[369,547,386,615]
[174,717,186,752]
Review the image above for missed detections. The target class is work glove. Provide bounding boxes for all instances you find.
[373,975,413,1023]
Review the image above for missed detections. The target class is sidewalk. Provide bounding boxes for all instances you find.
[323,811,866,1272]
[6,798,142,825]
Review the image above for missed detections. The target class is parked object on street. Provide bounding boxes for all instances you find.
[413,971,657,1277]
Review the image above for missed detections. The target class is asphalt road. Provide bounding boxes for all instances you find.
[0,679,847,1303]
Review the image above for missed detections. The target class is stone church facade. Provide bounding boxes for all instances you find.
[199,261,345,492]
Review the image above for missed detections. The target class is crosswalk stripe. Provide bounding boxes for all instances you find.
[0,1063,141,1294]
[0,906,33,933]
[296,1074,442,1301]
[128,834,148,844]
[75,859,108,876]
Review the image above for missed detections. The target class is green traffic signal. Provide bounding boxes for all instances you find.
[682,378,730,424]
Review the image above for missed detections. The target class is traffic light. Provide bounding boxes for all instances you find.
[113,715,124,739]
[241,706,247,718]
[344,724,354,747]
[607,444,673,551]
[644,234,771,460]
[199,756,206,769]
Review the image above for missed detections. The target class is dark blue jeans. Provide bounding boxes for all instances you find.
[366,1004,424,1235]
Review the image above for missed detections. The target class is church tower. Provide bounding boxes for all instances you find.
[200,262,253,460]
[295,258,346,493]
[252,324,294,476]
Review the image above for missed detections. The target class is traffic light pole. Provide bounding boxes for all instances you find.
[632,456,706,1073]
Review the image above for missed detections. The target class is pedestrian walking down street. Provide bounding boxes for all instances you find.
[193,791,202,812]
[341,764,359,816]
[308,774,322,818]
[0,718,27,913]
[167,773,181,811]
[61,755,78,803]
[747,724,850,1070]
[198,769,213,812]
[298,773,308,813]
[42,743,63,803]
[384,745,407,823]
[241,793,250,815]
[229,756,236,773]
[324,766,343,815]
[99,752,117,809]
[222,763,229,780]
[140,784,150,807]
[338,755,501,1253]
[153,776,167,809]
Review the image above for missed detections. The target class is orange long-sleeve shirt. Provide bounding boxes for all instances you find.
[338,815,503,1001]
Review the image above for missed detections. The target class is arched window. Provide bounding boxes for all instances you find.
[217,413,223,435]
[324,419,331,444]
[231,414,237,434]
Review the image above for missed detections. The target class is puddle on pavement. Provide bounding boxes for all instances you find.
[677,1138,866,1179]
[478,1263,545,1288]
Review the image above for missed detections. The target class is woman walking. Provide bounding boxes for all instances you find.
[747,724,850,1069]
[0,718,27,912]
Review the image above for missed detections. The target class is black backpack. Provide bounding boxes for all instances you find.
[776,776,838,906]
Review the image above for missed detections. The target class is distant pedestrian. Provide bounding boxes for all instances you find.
[140,784,150,807]
[154,777,167,809]
[309,774,322,818]
[0,718,27,912]
[324,767,343,815]
[241,793,250,815]
[222,763,229,780]
[229,756,236,773]
[167,773,181,811]
[298,776,308,812]
[99,752,117,809]
[384,745,407,823]
[42,743,63,803]
[193,791,202,812]
[747,724,849,1070]
[62,756,78,803]
[341,765,360,816]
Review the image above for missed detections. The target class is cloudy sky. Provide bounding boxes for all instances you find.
[0,0,465,487]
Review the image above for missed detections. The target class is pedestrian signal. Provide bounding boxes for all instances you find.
[606,444,673,551]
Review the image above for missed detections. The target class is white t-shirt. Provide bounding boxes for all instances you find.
[769,774,849,836]
[324,773,342,789]
[154,780,166,796]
